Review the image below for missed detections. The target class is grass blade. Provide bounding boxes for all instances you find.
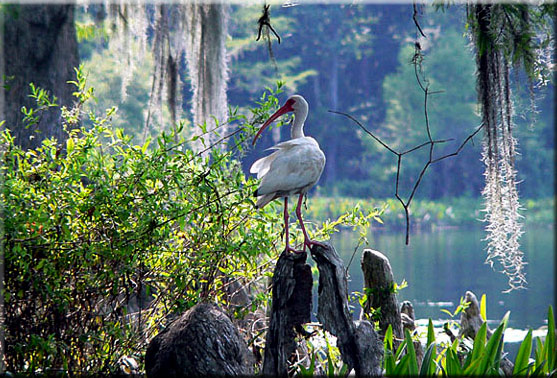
[513,329,533,376]
[419,343,437,377]
[471,322,487,363]
[384,349,396,374]
[327,350,335,377]
[427,319,435,347]
[384,324,393,351]
[393,354,410,375]
[445,347,462,375]
[395,337,407,361]
[543,305,555,372]
[534,336,544,372]
[405,329,419,375]
[479,311,509,374]
[462,356,483,376]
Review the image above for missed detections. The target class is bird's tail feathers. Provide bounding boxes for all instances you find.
[255,193,275,209]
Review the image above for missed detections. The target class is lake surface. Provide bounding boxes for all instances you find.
[328,224,554,332]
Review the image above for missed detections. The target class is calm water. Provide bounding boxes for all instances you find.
[328,224,554,331]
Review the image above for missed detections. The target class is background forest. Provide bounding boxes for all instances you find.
[81,4,554,200]
[0,2,554,375]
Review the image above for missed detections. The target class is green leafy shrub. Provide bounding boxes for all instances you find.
[1,73,288,373]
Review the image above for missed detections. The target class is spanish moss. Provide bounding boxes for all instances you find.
[470,4,527,291]
[184,2,229,154]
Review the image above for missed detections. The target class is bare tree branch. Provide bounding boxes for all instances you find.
[257,4,281,44]
[326,7,486,244]
[328,107,483,244]
[413,2,427,39]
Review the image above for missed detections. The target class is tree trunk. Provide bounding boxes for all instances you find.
[458,291,493,340]
[1,4,79,150]
[262,250,313,376]
[311,243,383,376]
[401,300,424,369]
[360,249,403,340]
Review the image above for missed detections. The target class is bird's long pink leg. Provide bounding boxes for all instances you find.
[284,197,304,254]
[295,193,326,252]
[283,197,290,251]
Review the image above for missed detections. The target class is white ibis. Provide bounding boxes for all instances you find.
[250,95,326,253]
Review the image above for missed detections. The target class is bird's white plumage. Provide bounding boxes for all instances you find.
[251,136,325,208]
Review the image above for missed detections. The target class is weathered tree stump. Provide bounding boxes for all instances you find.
[262,250,313,376]
[401,300,424,368]
[311,243,383,376]
[145,302,253,377]
[459,290,514,376]
[361,249,403,340]
[459,291,493,340]
[400,300,415,331]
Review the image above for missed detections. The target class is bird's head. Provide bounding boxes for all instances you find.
[252,95,308,145]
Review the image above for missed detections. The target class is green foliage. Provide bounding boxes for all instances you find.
[4,72,380,374]
[2,71,286,373]
[381,302,556,377]
[383,326,422,375]
[532,305,556,376]
[296,330,349,377]
[21,83,59,129]
[307,196,553,227]
[513,329,533,376]
[440,296,470,319]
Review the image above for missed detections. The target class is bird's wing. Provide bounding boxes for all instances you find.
[250,139,305,178]
[270,137,318,150]
[250,150,280,179]
[255,143,325,197]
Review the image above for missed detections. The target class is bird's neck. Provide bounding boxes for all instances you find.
[291,108,307,139]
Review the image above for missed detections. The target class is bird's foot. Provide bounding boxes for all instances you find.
[304,239,327,251]
[286,246,306,255]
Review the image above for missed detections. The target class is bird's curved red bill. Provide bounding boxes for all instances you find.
[252,99,295,145]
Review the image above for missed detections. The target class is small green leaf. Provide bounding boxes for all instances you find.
[441,309,453,317]
[66,137,74,154]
